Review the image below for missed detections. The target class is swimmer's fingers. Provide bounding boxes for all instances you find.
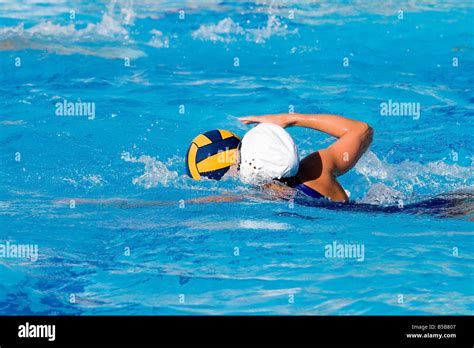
[238,116,262,124]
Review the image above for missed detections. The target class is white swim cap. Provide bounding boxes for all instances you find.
[239,123,299,184]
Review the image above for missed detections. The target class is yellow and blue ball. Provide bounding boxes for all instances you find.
[186,129,241,180]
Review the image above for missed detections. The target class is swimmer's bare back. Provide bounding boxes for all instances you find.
[239,113,373,202]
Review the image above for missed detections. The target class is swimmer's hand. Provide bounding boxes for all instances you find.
[239,114,294,128]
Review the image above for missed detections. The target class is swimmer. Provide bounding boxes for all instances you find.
[57,115,472,219]
[186,113,373,203]
[235,113,373,202]
[56,114,373,210]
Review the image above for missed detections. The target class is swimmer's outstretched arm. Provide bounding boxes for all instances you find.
[239,113,373,176]
[53,194,256,208]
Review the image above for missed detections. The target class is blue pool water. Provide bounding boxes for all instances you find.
[0,0,473,315]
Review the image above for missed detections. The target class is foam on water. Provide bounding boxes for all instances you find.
[1,0,472,60]
[121,152,178,189]
[146,29,170,49]
[355,151,473,204]
[0,1,143,58]
[192,16,297,44]
[119,147,472,206]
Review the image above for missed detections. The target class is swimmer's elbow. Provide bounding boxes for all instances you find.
[356,122,372,136]
[351,122,373,151]
[360,123,373,148]
[354,121,369,132]
[365,123,374,139]
[367,125,374,142]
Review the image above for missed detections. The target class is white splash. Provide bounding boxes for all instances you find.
[358,183,405,205]
[192,16,297,44]
[247,15,297,44]
[0,13,128,41]
[192,18,244,43]
[146,29,169,48]
[121,152,178,189]
[0,0,144,59]
[355,151,474,204]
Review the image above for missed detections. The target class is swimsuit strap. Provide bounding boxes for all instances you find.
[278,176,326,199]
[294,183,326,199]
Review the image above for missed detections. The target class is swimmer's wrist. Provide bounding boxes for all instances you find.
[285,113,298,126]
